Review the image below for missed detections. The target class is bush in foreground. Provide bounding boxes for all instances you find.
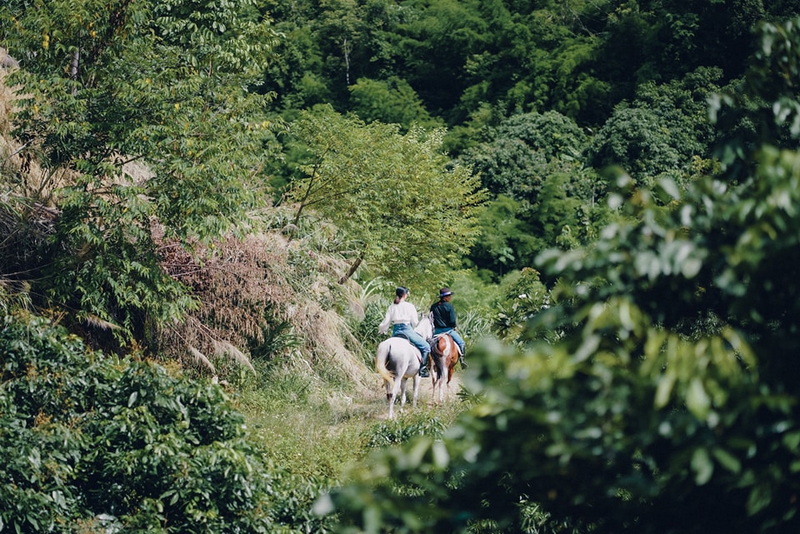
[0,312,280,532]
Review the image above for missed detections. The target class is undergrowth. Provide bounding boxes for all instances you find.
[230,354,467,524]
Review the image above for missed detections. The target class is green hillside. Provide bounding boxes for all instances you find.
[2,1,800,532]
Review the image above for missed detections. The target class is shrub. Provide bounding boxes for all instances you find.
[0,312,278,532]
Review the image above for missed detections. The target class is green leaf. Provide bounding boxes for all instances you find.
[686,378,711,420]
[691,447,714,485]
[712,447,741,474]
[746,484,773,516]
[654,371,677,408]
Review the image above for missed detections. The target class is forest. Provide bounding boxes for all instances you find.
[1,0,800,532]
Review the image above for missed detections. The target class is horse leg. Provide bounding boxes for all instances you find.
[437,352,450,404]
[398,377,408,412]
[385,374,400,418]
[437,341,451,404]
[429,353,441,405]
[412,373,420,408]
[442,339,459,400]
[431,344,447,404]
[386,386,396,419]
[444,363,455,399]
[435,374,446,403]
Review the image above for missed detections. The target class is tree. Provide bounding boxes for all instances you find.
[324,16,800,533]
[259,0,403,111]
[461,111,607,268]
[0,0,279,344]
[467,195,539,278]
[282,104,486,289]
[588,67,723,188]
[461,111,589,200]
[348,76,442,130]
[392,0,489,118]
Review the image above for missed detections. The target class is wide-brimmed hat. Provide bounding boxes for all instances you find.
[439,288,453,298]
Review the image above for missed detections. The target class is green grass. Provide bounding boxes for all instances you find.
[232,362,465,486]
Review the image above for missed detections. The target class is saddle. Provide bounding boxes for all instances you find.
[391,333,425,364]
[431,332,462,356]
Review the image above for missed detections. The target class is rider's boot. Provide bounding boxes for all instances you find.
[419,353,430,377]
[459,353,468,368]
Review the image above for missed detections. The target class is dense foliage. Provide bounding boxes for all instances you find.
[3,1,800,533]
[281,104,486,289]
[0,0,278,344]
[325,17,800,533]
[0,312,279,532]
[260,0,796,129]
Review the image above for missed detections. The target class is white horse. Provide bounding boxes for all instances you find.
[375,315,433,418]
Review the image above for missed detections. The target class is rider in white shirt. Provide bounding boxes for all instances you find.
[378,287,430,377]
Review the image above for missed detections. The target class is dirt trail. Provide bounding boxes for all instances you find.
[359,370,463,419]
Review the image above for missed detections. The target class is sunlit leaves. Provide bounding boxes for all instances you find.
[348,76,442,129]
[283,105,486,289]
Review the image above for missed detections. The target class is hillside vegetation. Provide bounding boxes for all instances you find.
[2,1,800,532]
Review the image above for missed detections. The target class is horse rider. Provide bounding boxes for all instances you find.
[430,287,467,368]
[378,287,431,377]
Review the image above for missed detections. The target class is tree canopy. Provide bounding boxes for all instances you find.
[283,104,486,290]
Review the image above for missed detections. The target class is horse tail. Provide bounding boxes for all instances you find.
[376,342,395,388]
[431,338,446,378]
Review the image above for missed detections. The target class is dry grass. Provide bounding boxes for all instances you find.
[299,301,373,391]
[157,227,374,393]
[157,231,293,369]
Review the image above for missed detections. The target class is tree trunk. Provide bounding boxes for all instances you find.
[342,37,351,86]
[70,48,80,79]
[70,48,80,96]
[338,255,363,284]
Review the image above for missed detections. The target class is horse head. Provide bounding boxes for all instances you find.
[415,312,433,341]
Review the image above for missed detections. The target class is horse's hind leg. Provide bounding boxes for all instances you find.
[430,375,442,405]
[398,378,408,411]
[435,357,448,404]
[387,378,405,418]
[386,382,397,418]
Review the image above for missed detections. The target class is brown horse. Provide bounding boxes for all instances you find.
[428,330,459,404]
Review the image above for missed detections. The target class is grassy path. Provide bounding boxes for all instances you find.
[234,365,464,481]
